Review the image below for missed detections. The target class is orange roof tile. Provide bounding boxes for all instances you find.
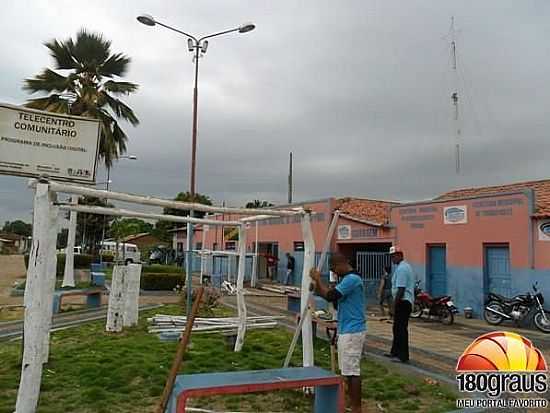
[435,179,550,218]
[336,198,399,225]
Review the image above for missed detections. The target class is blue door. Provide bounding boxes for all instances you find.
[485,246,511,297]
[428,246,447,297]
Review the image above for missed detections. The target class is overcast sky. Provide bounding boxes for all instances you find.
[1,0,550,222]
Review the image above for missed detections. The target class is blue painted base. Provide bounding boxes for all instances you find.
[410,263,550,318]
[167,367,342,413]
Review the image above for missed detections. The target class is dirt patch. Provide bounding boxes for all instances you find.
[0,255,26,305]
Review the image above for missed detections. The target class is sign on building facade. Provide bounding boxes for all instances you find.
[444,205,468,225]
[538,220,550,241]
[337,225,351,240]
[0,103,100,184]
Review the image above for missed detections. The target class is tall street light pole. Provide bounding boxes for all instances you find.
[137,14,255,314]
[100,155,137,263]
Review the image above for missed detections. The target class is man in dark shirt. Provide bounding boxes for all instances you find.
[284,253,295,285]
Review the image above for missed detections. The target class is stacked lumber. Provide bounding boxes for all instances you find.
[147,315,282,340]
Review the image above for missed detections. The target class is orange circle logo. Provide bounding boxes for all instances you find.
[456,331,547,372]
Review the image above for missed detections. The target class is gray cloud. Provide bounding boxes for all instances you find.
[1,0,550,222]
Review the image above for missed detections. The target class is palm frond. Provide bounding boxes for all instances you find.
[44,39,78,70]
[23,69,71,94]
[101,92,139,126]
[99,53,130,78]
[24,95,70,114]
[70,29,111,71]
[103,80,138,95]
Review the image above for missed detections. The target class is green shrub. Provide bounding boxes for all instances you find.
[55,254,94,276]
[142,264,183,274]
[141,273,185,290]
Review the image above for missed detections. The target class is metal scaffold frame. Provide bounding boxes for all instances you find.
[16,179,316,413]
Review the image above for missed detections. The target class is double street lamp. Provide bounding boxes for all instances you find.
[137,14,255,313]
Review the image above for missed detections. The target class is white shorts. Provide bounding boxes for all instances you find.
[337,331,366,376]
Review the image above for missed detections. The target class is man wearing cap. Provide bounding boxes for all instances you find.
[385,246,414,363]
[310,253,366,413]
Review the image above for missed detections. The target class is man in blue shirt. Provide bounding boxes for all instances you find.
[385,246,415,363]
[310,253,366,413]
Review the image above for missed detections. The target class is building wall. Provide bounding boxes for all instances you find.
[391,190,550,316]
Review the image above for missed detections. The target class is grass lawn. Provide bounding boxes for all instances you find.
[0,305,457,413]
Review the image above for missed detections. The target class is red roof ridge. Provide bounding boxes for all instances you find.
[336,196,400,205]
[437,178,550,199]
[435,178,550,218]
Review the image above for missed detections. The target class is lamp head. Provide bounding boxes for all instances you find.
[137,14,156,26]
[238,22,255,33]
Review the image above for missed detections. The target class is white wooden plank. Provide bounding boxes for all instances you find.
[15,182,57,413]
[234,225,248,352]
[106,265,126,332]
[58,205,241,227]
[45,180,299,217]
[300,213,315,368]
[62,195,78,287]
[123,264,142,327]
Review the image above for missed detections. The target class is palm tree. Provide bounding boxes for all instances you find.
[23,29,139,167]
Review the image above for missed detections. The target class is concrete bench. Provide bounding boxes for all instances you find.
[166,366,344,413]
[52,288,105,313]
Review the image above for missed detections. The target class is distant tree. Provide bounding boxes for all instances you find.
[245,200,274,209]
[2,220,33,237]
[109,218,153,239]
[23,29,139,167]
[155,192,213,241]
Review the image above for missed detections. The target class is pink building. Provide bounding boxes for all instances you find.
[391,179,550,316]
[171,178,550,316]
[172,197,397,288]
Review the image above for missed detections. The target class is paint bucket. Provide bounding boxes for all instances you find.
[464,307,473,319]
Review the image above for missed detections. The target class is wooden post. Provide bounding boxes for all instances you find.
[62,195,78,287]
[16,182,58,413]
[123,263,142,327]
[301,213,315,368]
[234,225,248,352]
[106,265,126,332]
[156,287,204,413]
[251,221,258,288]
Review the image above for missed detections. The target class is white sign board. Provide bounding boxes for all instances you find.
[0,103,100,183]
[538,220,550,241]
[337,225,351,240]
[444,205,468,225]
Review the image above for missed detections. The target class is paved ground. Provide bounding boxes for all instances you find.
[232,287,550,381]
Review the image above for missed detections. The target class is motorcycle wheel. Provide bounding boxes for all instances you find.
[534,311,550,334]
[439,306,454,325]
[484,302,505,325]
[411,302,423,318]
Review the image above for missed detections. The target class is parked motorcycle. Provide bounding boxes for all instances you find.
[411,280,458,325]
[484,282,550,333]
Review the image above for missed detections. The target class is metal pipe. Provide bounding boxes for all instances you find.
[484,307,511,319]
[39,180,298,217]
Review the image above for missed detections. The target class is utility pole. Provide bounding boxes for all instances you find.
[450,16,461,174]
[288,152,293,204]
